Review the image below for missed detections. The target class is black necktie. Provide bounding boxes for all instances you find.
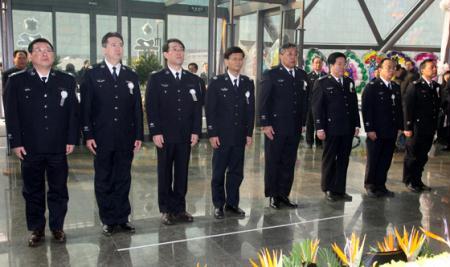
[233,79,238,92]
[41,77,47,83]
[338,78,343,86]
[175,72,180,82]
[289,70,294,78]
[112,66,118,81]
[388,83,392,90]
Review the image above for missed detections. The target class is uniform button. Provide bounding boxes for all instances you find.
[45,127,49,130]
[234,122,238,126]
[235,105,238,107]
[114,107,118,110]
[178,99,181,102]
[115,95,118,99]
[344,96,347,99]
[44,115,48,119]
[177,108,181,111]
[177,90,181,93]
[345,104,348,106]
[114,118,118,122]
[44,94,47,98]
[235,113,238,116]
[44,105,47,108]
[114,85,118,88]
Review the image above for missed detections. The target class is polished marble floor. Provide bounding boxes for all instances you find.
[0,130,449,267]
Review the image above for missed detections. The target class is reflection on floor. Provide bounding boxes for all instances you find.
[0,132,449,266]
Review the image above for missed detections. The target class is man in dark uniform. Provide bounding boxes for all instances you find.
[205,46,255,219]
[5,38,79,246]
[2,49,28,109]
[362,58,403,198]
[306,56,326,148]
[146,39,203,225]
[81,32,143,235]
[259,43,308,209]
[403,59,440,192]
[400,59,420,96]
[312,52,360,202]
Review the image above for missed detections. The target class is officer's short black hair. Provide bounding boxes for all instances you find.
[279,43,297,54]
[101,32,123,48]
[13,49,27,58]
[327,52,346,65]
[163,39,185,53]
[188,62,198,70]
[224,46,245,59]
[420,59,435,71]
[377,58,394,69]
[28,38,54,53]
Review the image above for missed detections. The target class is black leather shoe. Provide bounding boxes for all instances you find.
[379,188,395,198]
[406,184,422,193]
[52,230,66,243]
[224,204,246,216]
[341,193,353,201]
[161,213,174,225]
[269,197,281,209]
[325,191,339,202]
[28,230,45,247]
[366,189,380,198]
[176,211,194,222]
[214,207,224,219]
[119,222,135,233]
[278,196,298,208]
[102,225,115,236]
[420,184,432,191]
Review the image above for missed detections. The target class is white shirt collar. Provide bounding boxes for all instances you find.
[282,64,295,77]
[104,58,121,76]
[36,70,50,83]
[227,71,240,87]
[331,74,343,83]
[422,76,432,87]
[168,65,183,80]
[380,77,391,88]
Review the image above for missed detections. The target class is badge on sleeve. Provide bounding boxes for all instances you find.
[127,81,134,95]
[60,91,68,106]
[189,89,198,102]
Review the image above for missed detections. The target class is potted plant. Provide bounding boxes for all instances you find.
[363,233,407,266]
[331,233,366,267]
[284,239,320,267]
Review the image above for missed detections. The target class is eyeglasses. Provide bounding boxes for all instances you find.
[32,48,54,54]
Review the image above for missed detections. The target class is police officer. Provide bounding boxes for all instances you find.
[362,58,403,198]
[306,56,327,148]
[5,38,79,246]
[312,52,360,202]
[259,43,308,209]
[2,50,28,105]
[205,46,255,219]
[81,32,143,235]
[146,39,203,225]
[403,59,440,192]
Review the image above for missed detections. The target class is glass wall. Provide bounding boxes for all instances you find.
[237,13,257,80]
[56,12,90,70]
[12,10,53,49]
[263,13,281,71]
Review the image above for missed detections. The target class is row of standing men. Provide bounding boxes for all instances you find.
[3,32,443,247]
